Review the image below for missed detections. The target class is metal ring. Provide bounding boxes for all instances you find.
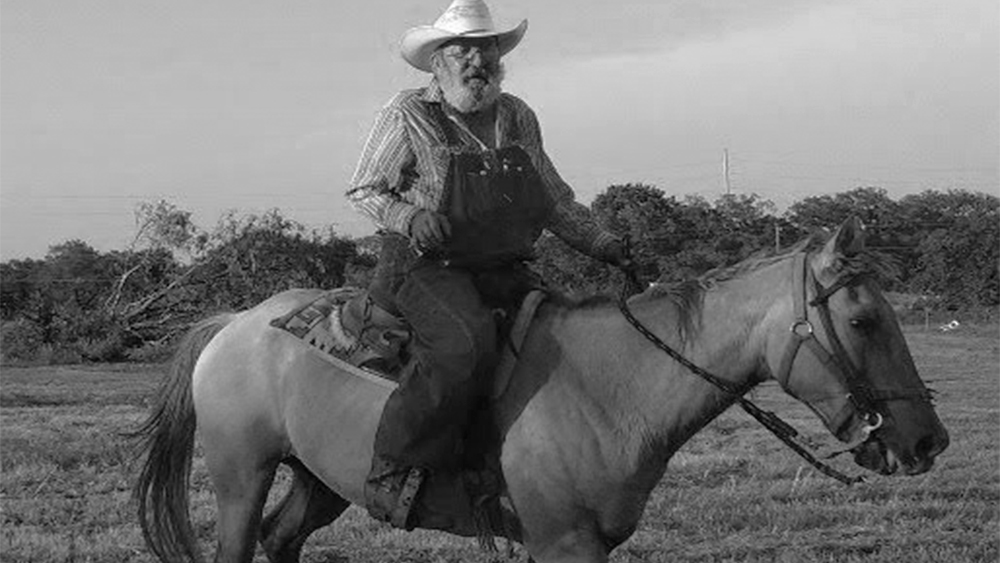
[790,320,814,337]
[861,412,884,434]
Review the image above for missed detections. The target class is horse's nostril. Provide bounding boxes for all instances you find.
[915,433,943,460]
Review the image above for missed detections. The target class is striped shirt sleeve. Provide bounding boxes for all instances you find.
[516,103,618,260]
[346,94,421,235]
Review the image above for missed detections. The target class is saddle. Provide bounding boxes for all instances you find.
[269,287,546,398]
[271,287,544,543]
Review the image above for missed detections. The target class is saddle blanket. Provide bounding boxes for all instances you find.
[270,288,359,356]
[269,287,546,398]
[269,287,402,387]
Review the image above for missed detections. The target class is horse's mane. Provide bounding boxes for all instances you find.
[651,232,898,339]
[554,230,897,344]
[633,236,812,342]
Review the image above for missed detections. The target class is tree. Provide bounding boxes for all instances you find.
[711,192,781,264]
[535,185,787,293]
[45,240,112,304]
[0,258,45,321]
[192,209,360,310]
[785,187,902,241]
[101,201,199,327]
[593,184,679,283]
[904,191,1000,308]
[4,188,996,365]
[131,199,202,257]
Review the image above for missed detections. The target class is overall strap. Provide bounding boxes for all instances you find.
[428,102,462,149]
[431,101,499,152]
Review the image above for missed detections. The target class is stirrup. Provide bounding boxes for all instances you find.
[390,467,425,529]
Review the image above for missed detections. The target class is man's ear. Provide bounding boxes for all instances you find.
[428,51,443,75]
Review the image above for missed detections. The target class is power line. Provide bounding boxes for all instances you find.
[730,157,998,174]
[0,192,341,201]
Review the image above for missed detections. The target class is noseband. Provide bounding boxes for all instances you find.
[618,251,929,486]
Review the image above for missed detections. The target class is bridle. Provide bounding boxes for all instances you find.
[776,253,933,439]
[777,252,883,438]
[618,251,932,486]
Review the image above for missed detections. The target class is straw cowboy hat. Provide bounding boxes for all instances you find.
[400,0,528,72]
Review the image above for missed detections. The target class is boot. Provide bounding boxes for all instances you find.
[365,457,501,532]
[365,456,425,529]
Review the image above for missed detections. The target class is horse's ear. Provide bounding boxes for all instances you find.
[833,216,865,256]
[816,216,866,271]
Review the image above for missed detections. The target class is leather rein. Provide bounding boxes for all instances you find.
[618,251,931,486]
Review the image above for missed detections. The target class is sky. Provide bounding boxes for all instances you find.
[2,0,997,260]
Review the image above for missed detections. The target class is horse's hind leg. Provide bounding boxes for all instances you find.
[205,450,280,563]
[260,458,350,563]
[197,402,283,563]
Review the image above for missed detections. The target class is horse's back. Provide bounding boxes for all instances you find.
[191,288,390,505]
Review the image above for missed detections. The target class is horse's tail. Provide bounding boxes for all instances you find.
[132,313,236,563]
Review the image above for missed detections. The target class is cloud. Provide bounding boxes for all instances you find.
[506,0,840,66]
[507,0,998,202]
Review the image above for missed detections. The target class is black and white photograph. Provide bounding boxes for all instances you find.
[1,1,997,561]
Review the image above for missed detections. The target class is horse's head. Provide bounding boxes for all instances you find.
[766,216,949,476]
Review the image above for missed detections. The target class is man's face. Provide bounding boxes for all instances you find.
[433,37,503,114]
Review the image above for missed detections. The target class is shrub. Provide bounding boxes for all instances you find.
[78,331,128,362]
[34,343,83,365]
[125,340,175,363]
[0,319,45,363]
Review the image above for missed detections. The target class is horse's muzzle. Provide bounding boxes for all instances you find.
[852,438,898,475]
[852,426,949,476]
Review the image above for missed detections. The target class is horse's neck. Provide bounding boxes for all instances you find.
[567,264,788,476]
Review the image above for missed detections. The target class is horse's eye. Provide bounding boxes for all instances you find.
[849,317,876,332]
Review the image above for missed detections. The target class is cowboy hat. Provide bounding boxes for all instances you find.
[400,0,528,72]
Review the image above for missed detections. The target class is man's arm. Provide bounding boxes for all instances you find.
[347,94,422,235]
[516,103,624,264]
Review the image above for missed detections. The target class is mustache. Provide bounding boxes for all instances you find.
[461,64,499,82]
[440,69,503,113]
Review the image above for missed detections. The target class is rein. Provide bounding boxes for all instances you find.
[617,255,869,486]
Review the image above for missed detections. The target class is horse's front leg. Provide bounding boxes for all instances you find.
[523,529,611,563]
[503,451,613,563]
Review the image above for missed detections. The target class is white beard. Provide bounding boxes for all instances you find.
[438,65,505,114]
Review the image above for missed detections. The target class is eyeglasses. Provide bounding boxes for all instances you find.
[440,40,499,62]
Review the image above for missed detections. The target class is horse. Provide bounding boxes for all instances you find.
[133,217,949,563]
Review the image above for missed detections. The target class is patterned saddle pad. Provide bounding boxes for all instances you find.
[270,287,546,396]
[269,287,409,379]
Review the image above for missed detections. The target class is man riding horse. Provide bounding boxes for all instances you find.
[347,0,630,530]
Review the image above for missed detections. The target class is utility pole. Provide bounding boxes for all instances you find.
[774,221,781,252]
[723,148,731,195]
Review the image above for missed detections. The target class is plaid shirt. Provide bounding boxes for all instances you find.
[347,79,617,260]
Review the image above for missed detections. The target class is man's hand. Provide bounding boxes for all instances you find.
[605,236,643,294]
[604,237,633,270]
[410,210,452,250]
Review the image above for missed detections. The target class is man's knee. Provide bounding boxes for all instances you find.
[399,266,495,360]
[423,311,494,370]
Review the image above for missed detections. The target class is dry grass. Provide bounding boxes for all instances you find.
[1,325,997,562]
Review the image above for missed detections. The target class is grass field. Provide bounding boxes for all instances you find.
[1,325,997,562]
